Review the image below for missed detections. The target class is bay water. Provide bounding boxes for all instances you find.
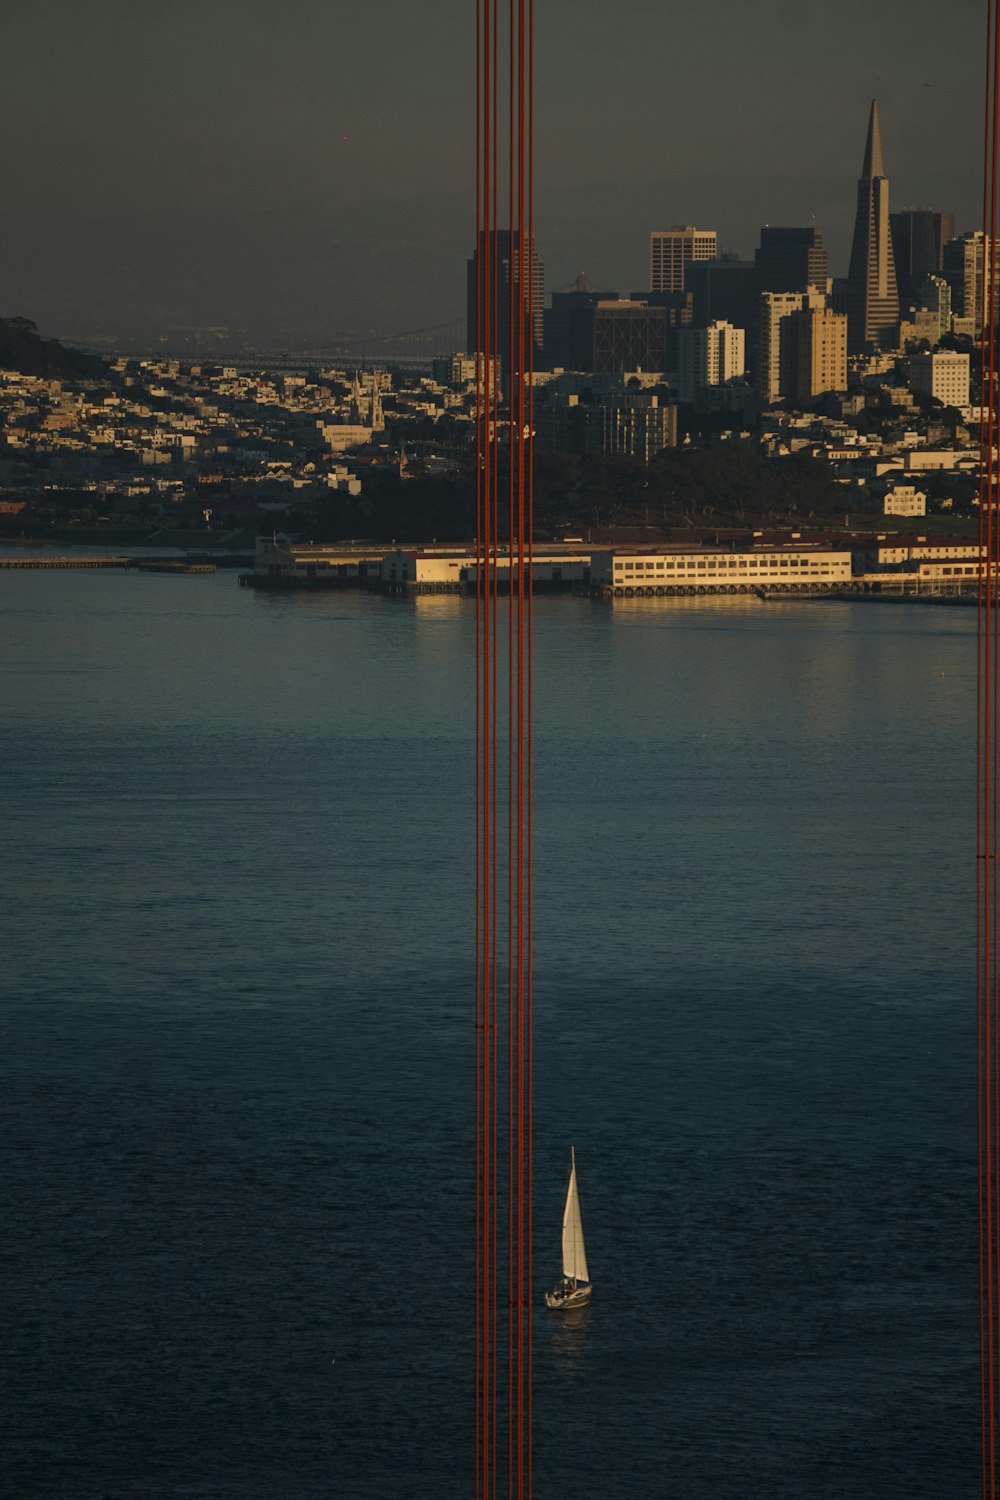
[1,564,976,1496]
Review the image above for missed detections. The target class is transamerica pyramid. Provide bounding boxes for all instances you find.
[845,100,900,353]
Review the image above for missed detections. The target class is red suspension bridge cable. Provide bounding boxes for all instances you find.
[981,4,1000,1495]
[476,1,533,1495]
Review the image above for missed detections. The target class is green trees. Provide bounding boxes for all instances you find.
[308,443,849,542]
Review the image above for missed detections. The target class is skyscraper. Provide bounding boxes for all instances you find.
[466,230,545,395]
[845,100,900,353]
[685,258,757,333]
[543,276,617,370]
[943,230,1000,333]
[591,301,667,374]
[649,226,717,293]
[755,227,829,295]
[890,209,955,306]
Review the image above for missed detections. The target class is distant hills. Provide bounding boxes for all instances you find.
[0,316,106,379]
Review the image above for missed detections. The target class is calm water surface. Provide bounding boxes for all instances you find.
[1,567,976,1497]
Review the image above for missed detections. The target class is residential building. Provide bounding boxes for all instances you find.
[882,484,927,517]
[906,351,971,408]
[845,100,900,352]
[649,226,717,293]
[795,305,848,401]
[535,392,678,462]
[913,275,951,340]
[757,288,827,403]
[431,352,500,390]
[674,321,745,403]
[943,230,1000,333]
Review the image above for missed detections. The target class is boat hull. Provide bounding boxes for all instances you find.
[544,1283,592,1310]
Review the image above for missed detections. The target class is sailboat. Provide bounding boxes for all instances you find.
[544,1148,592,1310]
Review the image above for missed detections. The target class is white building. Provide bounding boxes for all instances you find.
[649,226,717,293]
[882,484,927,517]
[431,352,501,391]
[903,449,974,474]
[316,421,373,452]
[591,547,853,595]
[674,321,745,403]
[869,537,978,566]
[915,559,978,584]
[380,549,472,591]
[906,351,971,409]
[380,547,593,593]
[325,465,362,496]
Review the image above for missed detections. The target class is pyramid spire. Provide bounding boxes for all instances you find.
[846,98,898,351]
[861,99,885,180]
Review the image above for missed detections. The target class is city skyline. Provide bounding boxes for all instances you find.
[0,0,984,345]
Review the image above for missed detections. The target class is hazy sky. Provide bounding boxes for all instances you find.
[0,0,985,346]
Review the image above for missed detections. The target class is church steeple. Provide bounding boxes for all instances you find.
[368,370,383,429]
[349,370,364,424]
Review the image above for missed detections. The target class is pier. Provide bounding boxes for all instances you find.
[0,555,133,570]
[0,555,217,574]
[591,579,978,603]
[134,561,216,574]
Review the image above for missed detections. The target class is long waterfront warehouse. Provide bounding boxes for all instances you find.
[242,533,981,598]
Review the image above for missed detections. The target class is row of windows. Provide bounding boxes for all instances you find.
[614,566,837,577]
[614,557,841,573]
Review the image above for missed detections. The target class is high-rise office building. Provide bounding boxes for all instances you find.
[755,227,829,295]
[845,100,900,353]
[634,289,695,327]
[466,230,545,394]
[685,258,757,335]
[649,226,717,293]
[943,230,1000,333]
[890,209,955,306]
[543,277,616,370]
[592,301,667,374]
[543,292,667,375]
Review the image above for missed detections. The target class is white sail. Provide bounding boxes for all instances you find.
[561,1149,589,1284]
